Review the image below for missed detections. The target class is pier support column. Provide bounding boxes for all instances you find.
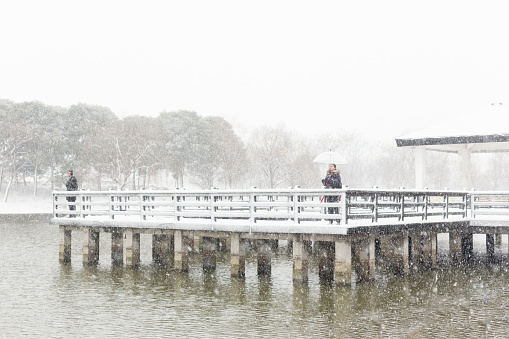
[495,234,502,246]
[164,234,174,267]
[257,240,272,275]
[421,231,435,269]
[153,234,173,266]
[111,231,123,264]
[449,232,473,264]
[335,238,352,285]
[356,236,375,281]
[462,233,474,262]
[292,236,308,282]
[318,241,335,280]
[431,232,437,269]
[449,231,461,264]
[193,235,201,254]
[174,231,189,272]
[410,232,422,267]
[59,226,71,263]
[393,233,409,275]
[83,227,99,265]
[202,237,217,271]
[125,230,140,268]
[230,233,245,278]
[486,234,495,261]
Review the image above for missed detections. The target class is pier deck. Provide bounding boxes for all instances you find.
[51,188,509,285]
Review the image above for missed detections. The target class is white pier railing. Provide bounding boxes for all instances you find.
[53,188,474,225]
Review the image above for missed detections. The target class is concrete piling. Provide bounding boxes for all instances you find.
[202,237,217,271]
[318,241,335,280]
[125,230,140,268]
[111,231,123,264]
[393,233,409,275]
[174,231,189,272]
[59,226,71,263]
[257,240,272,275]
[55,221,508,286]
[355,236,375,281]
[292,236,308,282]
[82,227,99,265]
[230,233,245,278]
[335,238,352,285]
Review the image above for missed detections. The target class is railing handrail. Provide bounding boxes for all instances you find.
[53,187,475,197]
[53,188,478,225]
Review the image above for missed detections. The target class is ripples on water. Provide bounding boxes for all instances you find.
[1,222,508,338]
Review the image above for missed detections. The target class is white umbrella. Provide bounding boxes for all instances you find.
[313,150,348,165]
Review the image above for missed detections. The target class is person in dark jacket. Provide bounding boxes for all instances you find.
[66,170,78,217]
[322,164,342,224]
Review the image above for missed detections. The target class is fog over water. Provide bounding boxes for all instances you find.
[1,221,509,338]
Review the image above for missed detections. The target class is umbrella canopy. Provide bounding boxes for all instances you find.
[313,150,348,165]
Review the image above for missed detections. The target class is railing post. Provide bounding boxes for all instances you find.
[445,194,449,219]
[210,192,216,223]
[400,193,405,221]
[423,192,428,220]
[293,191,299,224]
[54,193,58,218]
[250,192,255,224]
[373,192,378,223]
[340,191,347,225]
[470,192,476,218]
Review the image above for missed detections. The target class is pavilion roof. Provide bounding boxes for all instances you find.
[395,109,509,153]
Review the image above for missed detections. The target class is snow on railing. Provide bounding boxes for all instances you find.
[470,191,509,218]
[53,188,476,225]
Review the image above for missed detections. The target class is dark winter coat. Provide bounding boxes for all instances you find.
[66,175,78,202]
[322,170,342,189]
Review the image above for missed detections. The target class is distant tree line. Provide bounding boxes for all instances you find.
[1,98,507,200]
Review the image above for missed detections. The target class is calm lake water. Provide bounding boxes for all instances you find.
[1,220,509,338]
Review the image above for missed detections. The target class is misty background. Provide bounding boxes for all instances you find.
[1,99,508,202]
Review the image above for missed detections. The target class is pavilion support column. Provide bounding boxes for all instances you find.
[111,231,124,264]
[83,227,99,265]
[59,226,71,263]
[292,235,308,282]
[125,230,140,268]
[414,147,427,189]
[335,238,352,285]
[257,240,272,276]
[230,233,245,278]
[459,148,472,190]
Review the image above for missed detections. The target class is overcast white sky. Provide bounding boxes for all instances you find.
[1,1,508,139]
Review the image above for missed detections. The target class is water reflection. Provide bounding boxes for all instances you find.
[2,222,509,337]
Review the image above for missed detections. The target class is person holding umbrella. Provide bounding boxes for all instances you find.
[322,164,342,224]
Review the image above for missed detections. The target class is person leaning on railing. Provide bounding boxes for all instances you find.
[65,169,78,217]
[322,164,342,224]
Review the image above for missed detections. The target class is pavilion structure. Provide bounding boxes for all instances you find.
[395,111,509,190]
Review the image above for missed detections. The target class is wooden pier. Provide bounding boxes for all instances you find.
[51,188,509,285]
